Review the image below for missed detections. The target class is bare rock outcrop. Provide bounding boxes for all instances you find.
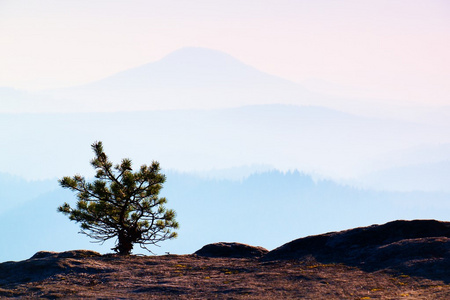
[262,219,450,281]
[195,242,268,258]
[0,250,106,286]
[30,250,101,259]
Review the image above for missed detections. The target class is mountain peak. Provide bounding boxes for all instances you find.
[158,47,241,65]
[36,47,314,111]
[142,47,263,80]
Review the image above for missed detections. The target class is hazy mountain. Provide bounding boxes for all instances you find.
[2,47,441,121]
[0,187,102,262]
[1,170,449,262]
[42,47,321,112]
[189,164,275,181]
[1,47,448,186]
[0,173,57,214]
[0,87,57,113]
[343,143,450,188]
[1,105,448,181]
[356,160,450,192]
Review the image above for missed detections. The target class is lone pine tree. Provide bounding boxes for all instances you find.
[58,141,179,255]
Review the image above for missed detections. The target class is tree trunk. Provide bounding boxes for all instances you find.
[117,231,134,255]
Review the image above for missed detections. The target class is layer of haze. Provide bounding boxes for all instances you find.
[1,0,449,106]
[1,1,450,261]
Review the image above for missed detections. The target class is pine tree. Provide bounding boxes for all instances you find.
[58,141,178,255]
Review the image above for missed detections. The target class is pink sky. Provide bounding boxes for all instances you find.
[0,0,449,105]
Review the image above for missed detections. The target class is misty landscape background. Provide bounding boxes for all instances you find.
[1,46,450,262]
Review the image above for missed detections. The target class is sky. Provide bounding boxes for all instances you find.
[1,0,449,105]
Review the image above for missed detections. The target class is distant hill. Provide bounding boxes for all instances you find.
[357,160,450,192]
[0,87,57,113]
[43,47,321,112]
[2,170,450,262]
[74,47,301,90]
[0,173,56,214]
[3,47,440,120]
[1,104,449,181]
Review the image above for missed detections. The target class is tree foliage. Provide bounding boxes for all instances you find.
[58,141,178,255]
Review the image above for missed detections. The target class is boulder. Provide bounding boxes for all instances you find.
[0,250,106,286]
[30,250,101,259]
[195,242,268,258]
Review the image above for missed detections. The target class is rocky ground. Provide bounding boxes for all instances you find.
[1,220,450,299]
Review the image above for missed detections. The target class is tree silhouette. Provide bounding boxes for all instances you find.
[58,141,178,255]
